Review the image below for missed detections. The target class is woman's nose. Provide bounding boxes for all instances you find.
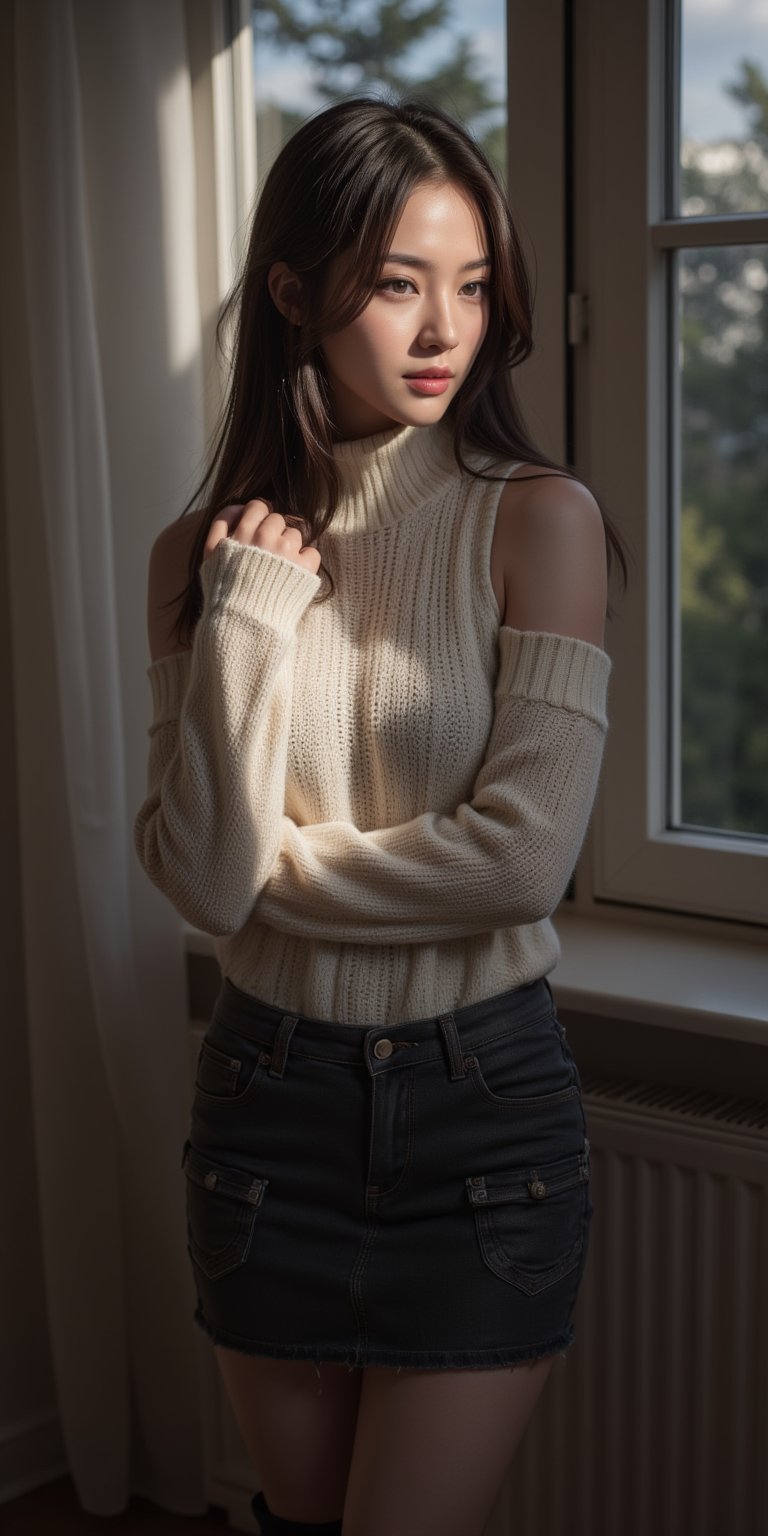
[416,299,459,350]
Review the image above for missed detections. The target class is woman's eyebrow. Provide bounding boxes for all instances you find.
[383,252,491,271]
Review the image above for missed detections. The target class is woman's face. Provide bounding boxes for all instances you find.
[320,179,492,440]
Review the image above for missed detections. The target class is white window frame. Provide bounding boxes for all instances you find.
[186,0,257,444]
[511,0,768,935]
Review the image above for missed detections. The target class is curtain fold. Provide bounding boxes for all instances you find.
[3,0,220,1513]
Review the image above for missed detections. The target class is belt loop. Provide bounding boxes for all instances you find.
[437,1011,467,1080]
[268,1014,300,1078]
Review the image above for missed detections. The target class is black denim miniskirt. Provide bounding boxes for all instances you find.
[182,972,593,1372]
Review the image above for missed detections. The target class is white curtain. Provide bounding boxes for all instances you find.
[1,0,241,1515]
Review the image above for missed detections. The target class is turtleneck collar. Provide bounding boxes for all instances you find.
[325,419,460,536]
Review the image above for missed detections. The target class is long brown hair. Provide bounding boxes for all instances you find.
[167,95,630,646]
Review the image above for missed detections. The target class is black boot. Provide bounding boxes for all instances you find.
[251,1487,343,1535]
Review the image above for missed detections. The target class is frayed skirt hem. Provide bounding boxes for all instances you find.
[192,1302,575,1372]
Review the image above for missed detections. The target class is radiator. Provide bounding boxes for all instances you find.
[487,1073,768,1536]
[188,1019,768,1536]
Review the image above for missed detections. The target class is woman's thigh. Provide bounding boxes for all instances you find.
[342,1355,557,1536]
[214,1346,362,1523]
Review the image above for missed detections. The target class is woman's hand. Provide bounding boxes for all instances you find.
[203,500,322,576]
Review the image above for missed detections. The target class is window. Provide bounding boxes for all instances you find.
[567,0,768,928]
[250,0,507,185]
[674,0,768,842]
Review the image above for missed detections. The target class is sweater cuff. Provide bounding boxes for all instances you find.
[497,626,612,727]
[199,537,321,631]
[146,648,193,730]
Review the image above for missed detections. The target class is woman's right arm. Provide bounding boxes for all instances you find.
[133,513,321,936]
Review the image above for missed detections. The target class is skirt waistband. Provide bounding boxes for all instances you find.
[213,974,557,1077]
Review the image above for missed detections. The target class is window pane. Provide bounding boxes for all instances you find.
[675,243,768,838]
[251,0,506,185]
[679,0,768,217]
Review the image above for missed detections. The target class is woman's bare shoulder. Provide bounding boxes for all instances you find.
[494,468,607,646]
[499,463,598,515]
[153,505,209,559]
[147,508,209,663]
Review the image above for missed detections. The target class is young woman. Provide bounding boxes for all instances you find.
[134,97,627,1536]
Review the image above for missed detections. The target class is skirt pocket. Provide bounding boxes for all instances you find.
[182,1140,269,1281]
[193,1027,272,1106]
[465,1141,591,1294]
[464,1007,580,1109]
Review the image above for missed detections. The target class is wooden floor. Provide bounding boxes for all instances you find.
[0,1476,237,1534]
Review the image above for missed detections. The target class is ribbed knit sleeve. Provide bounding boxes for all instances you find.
[132,537,321,935]
[253,628,611,943]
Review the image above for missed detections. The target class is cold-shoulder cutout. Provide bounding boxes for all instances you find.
[146,508,209,663]
[494,473,607,648]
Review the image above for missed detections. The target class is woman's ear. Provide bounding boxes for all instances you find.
[267,261,304,325]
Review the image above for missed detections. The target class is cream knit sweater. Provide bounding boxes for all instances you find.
[134,419,612,1027]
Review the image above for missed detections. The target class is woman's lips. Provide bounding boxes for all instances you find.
[404,375,452,395]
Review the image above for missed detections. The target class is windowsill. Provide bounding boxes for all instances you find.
[548,909,767,1045]
[182,911,768,1047]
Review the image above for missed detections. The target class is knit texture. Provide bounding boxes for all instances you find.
[134,419,612,1026]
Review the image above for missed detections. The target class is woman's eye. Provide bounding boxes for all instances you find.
[378,278,416,295]
[377,276,489,298]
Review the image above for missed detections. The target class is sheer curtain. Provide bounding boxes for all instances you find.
[0,0,248,1514]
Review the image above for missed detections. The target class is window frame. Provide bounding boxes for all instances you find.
[510,0,768,932]
[188,0,257,444]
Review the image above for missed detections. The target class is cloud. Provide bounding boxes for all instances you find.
[684,0,768,19]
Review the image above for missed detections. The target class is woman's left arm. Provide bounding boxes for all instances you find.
[254,479,612,943]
